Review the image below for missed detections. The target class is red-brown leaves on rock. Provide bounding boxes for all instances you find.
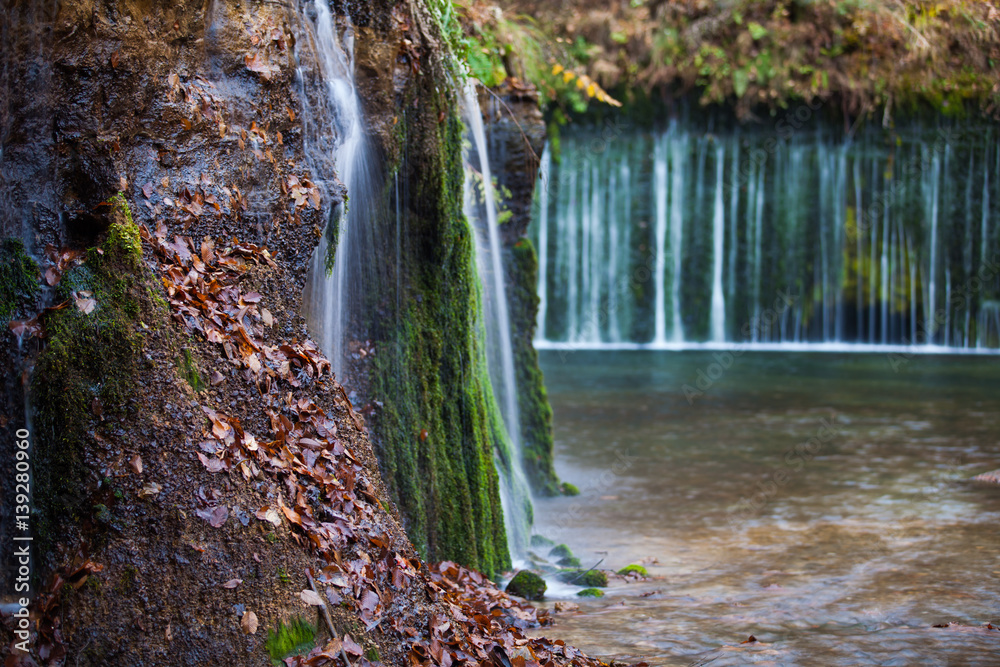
[196,505,228,528]
[245,52,277,80]
[342,634,363,656]
[287,175,322,210]
[139,220,613,667]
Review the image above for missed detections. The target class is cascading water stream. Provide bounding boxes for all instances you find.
[460,83,532,563]
[297,0,379,384]
[532,119,1000,352]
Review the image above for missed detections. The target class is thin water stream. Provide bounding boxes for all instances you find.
[531,350,1000,666]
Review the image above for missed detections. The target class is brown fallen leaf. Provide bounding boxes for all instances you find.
[342,634,363,656]
[222,579,242,589]
[197,452,226,473]
[73,291,97,314]
[138,482,162,498]
[210,371,225,386]
[111,50,120,68]
[245,52,276,80]
[300,589,324,606]
[129,454,143,475]
[241,611,258,635]
[255,507,281,526]
[196,505,228,528]
[166,622,172,641]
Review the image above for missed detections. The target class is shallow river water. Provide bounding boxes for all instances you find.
[530,350,1000,666]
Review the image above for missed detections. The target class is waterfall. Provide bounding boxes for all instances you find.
[652,135,668,345]
[532,119,1000,352]
[298,0,379,383]
[535,148,551,343]
[669,135,686,342]
[709,144,726,342]
[461,83,531,561]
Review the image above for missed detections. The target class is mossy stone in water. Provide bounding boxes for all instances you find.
[505,570,546,601]
[617,564,649,577]
[548,544,574,560]
[560,482,580,496]
[558,569,608,587]
[577,588,604,598]
[530,534,555,548]
[556,556,581,568]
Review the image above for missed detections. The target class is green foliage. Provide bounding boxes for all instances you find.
[520,0,1000,117]
[450,0,620,118]
[266,617,316,664]
[0,238,39,324]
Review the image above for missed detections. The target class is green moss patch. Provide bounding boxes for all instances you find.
[576,587,604,598]
[266,617,316,664]
[368,107,509,577]
[617,564,649,577]
[558,569,608,588]
[32,193,158,554]
[547,544,574,561]
[508,238,560,496]
[505,570,546,601]
[530,534,555,549]
[0,237,40,324]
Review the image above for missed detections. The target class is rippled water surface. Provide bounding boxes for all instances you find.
[530,351,1000,666]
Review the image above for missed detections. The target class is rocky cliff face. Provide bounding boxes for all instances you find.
[0,0,566,663]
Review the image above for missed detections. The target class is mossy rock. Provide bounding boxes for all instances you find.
[557,569,608,588]
[530,534,555,549]
[617,564,649,577]
[547,544,574,561]
[556,556,581,568]
[32,193,156,555]
[577,588,604,598]
[0,237,39,324]
[559,482,580,496]
[505,570,546,601]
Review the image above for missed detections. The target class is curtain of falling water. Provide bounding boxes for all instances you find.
[296,0,381,384]
[532,119,1000,350]
[461,83,532,562]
